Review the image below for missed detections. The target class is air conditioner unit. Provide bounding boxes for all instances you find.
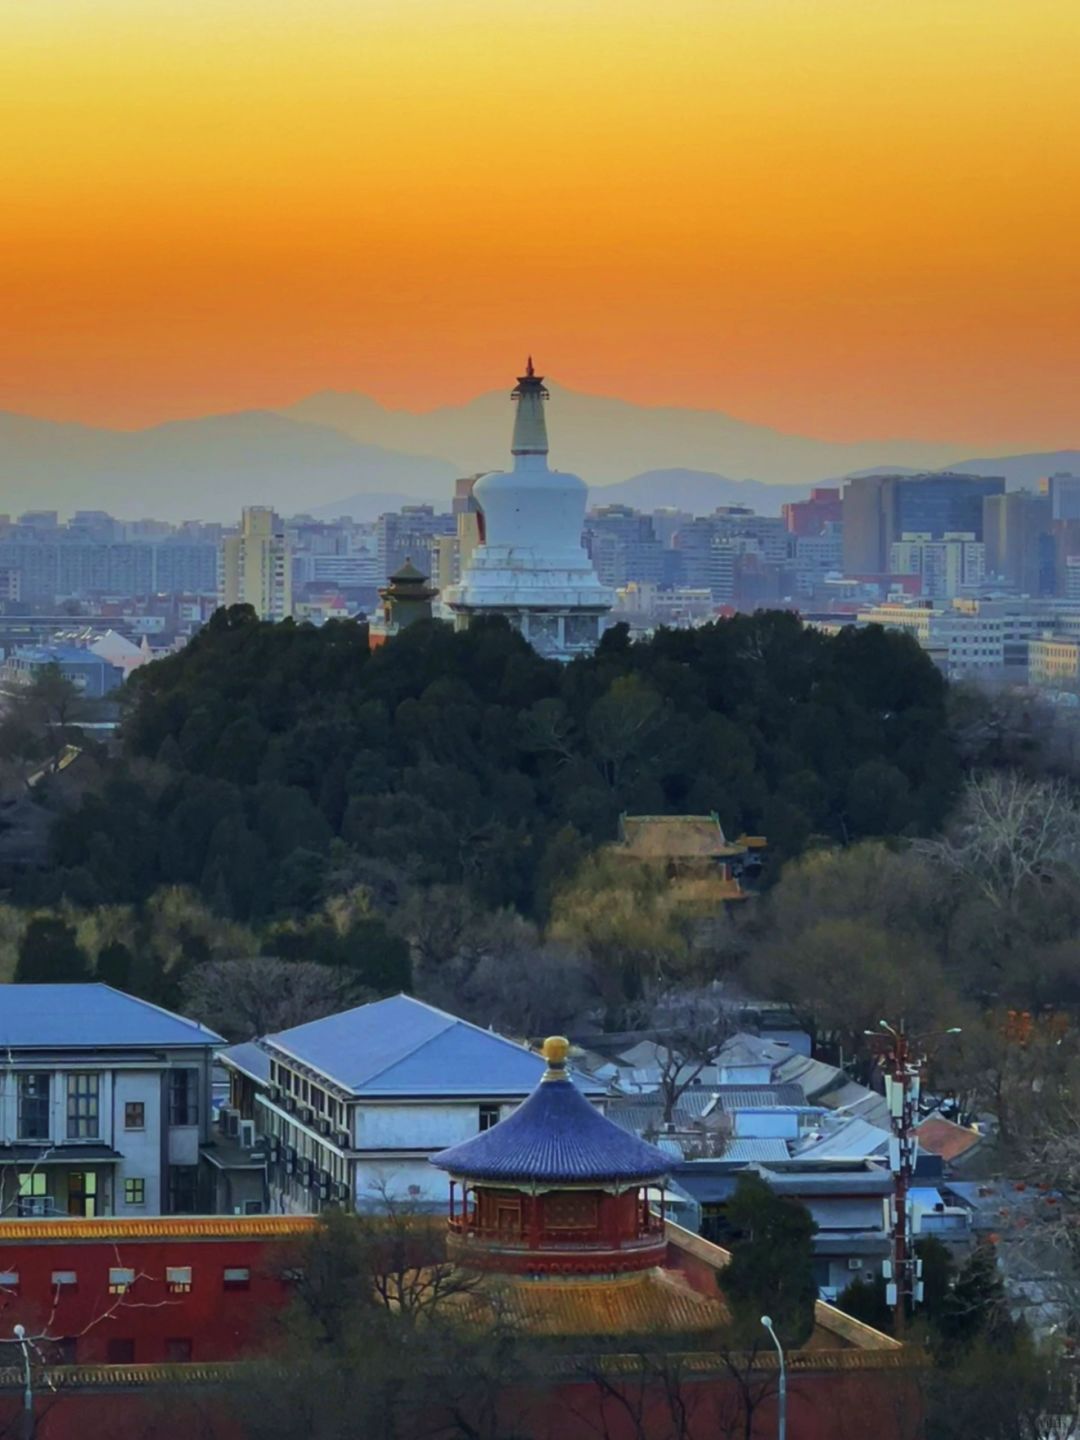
[218,1106,239,1136]
[18,1196,53,1218]
[318,1171,331,1199]
[285,1148,297,1175]
[238,1119,256,1149]
[284,1095,297,1114]
[300,1107,314,1127]
[847,1258,864,1271]
[318,1117,332,1137]
[337,1130,351,1150]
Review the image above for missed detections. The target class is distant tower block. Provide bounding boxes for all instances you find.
[444,360,613,660]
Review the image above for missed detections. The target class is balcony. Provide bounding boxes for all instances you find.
[447,1212,666,1253]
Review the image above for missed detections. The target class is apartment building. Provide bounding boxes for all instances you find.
[0,986,222,1218]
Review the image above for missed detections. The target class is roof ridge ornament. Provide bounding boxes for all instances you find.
[541,1035,570,1082]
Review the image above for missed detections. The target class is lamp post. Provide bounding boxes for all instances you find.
[760,1315,786,1440]
[14,1324,33,1440]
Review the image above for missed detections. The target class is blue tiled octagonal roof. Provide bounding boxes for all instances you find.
[431,1071,671,1185]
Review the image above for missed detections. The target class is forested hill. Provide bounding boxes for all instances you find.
[40,608,959,921]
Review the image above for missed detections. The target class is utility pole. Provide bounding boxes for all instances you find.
[870,1020,962,1333]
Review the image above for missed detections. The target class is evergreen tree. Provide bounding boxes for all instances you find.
[722,1172,818,1348]
[96,940,134,990]
[14,916,92,983]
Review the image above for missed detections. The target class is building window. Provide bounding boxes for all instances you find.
[124,1178,146,1206]
[222,1267,250,1291]
[17,1172,50,1217]
[124,1101,145,1130]
[478,1104,500,1133]
[168,1165,199,1214]
[109,1268,135,1294]
[17,1073,51,1140]
[165,1337,193,1363]
[166,1266,192,1293]
[66,1073,100,1139]
[168,1070,199,1126]
[106,1338,135,1364]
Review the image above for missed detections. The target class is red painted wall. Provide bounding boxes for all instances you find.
[0,1233,293,1365]
[0,1367,922,1440]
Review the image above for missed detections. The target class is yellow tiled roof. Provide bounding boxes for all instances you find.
[618,814,742,859]
[456,1267,727,1338]
[0,1216,318,1243]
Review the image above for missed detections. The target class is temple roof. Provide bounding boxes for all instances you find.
[431,1037,670,1185]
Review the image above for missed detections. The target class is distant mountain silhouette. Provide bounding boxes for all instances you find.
[285,385,971,488]
[0,392,1075,523]
[587,470,811,516]
[949,452,1080,486]
[0,410,454,522]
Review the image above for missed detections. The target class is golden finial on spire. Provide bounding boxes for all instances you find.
[541,1035,570,1081]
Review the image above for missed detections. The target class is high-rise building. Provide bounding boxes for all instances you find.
[584,505,663,587]
[889,532,985,599]
[842,473,1005,574]
[218,507,293,620]
[445,360,612,660]
[782,487,842,537]
[1045,473,1080,522]
[982,490,1052,595]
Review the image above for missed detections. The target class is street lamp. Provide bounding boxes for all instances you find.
[14,1324,32,1440]
[760,1315,786,1440]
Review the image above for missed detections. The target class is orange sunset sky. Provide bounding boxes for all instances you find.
[3,0,1079,446]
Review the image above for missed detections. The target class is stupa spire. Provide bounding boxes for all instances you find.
[510,356,549,457]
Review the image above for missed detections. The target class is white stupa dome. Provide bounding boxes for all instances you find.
[444,360,613,658]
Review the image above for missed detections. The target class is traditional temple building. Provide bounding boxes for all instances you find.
[444,361,613,661]
[368,558,439,650]
[612,812,767,906]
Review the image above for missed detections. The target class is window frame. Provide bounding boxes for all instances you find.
[17,1072,51,1141]
[124,1177,146,1207]
[168,1069,199,1127]
[124,1101,146,1131]
[66,1072,101,1141]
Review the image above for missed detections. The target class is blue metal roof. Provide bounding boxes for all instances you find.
[265,994,607,1099]
[0,984,222,1049]
[431,1070,671,1184]
[219,1040,271,1083]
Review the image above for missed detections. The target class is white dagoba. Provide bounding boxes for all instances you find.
[445,360,613,660]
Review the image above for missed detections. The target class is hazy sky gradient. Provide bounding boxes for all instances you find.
[4,0,1079,444]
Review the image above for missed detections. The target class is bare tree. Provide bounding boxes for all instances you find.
[641,986,737,1125]
[180,957,364,1040]
[917,772,1080,914]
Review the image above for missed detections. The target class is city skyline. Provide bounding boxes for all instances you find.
[4,0,1079,446]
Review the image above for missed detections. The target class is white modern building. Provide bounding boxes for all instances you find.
[0,985,222,1218]
[243,994,607,1213]
[444,360,613,660]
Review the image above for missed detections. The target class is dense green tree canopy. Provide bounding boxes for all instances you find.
[34,608,959,923]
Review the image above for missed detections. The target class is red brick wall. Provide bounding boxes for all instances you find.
[0,1233,292,1365]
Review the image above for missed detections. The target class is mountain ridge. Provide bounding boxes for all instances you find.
[0,392,1075,524]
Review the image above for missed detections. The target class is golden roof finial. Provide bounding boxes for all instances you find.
[541,1035,570,1081]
